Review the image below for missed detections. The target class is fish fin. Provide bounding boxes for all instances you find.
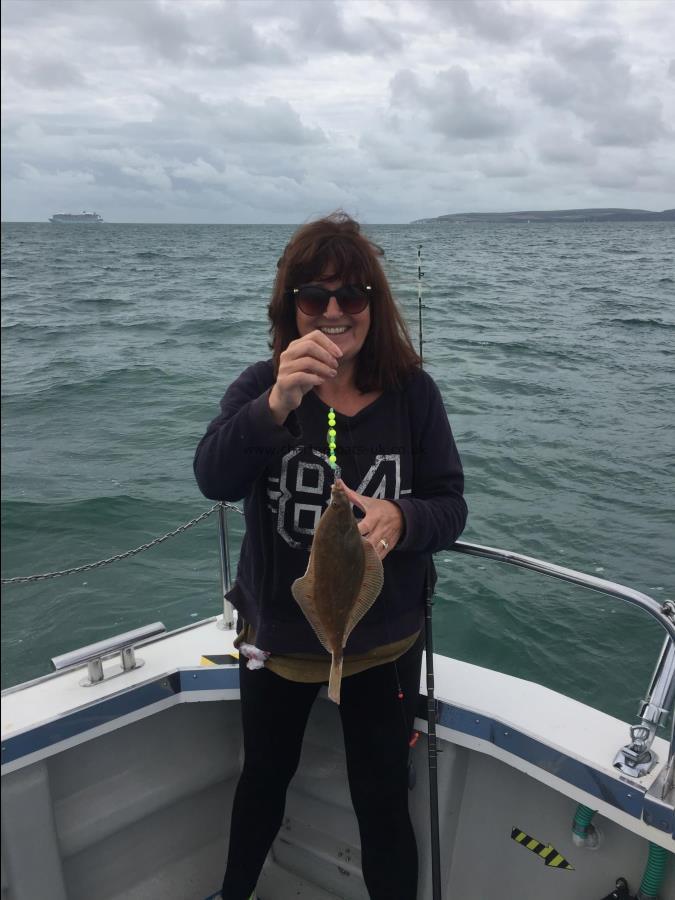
[328,652,343,704]
[291,567,332,653]
[343,539,384,644]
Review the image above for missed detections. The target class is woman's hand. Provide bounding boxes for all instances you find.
[337,479,404,560]
[269,330,342,424]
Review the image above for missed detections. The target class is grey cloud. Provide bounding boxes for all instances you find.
[3,52,87,90]
[392,66,515,140]
[587,100,668,148]
[151,88,217,125]
[198,35,290,69]
[118,164,172,192]
[114,0,291,68]
[527,35,632,108]
[120,0,194,64]
[537,133,596,166]
[668,60,675,80]
[425,0,534,44]
[17,163,95,188]
[1,0,70,27]
[1,0,399,70]
[527,34,670,149]
[189,2,292,68]
[4,0,292,69]
[165,162,357,220]
[359,132,445,172]
[590,167,639,190]
[223,98,326,145]
[360,16,406,54]
[526,64,577,108]
[549,33,623,69]
[116,0,291,67]
[151,89,326,146]
[390,70,419,105]
[479,151,531,178]
[288,0,403,55]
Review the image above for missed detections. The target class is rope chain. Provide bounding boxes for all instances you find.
[1,502,244,586]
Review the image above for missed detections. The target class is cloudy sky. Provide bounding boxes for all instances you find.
[2,0,674,223]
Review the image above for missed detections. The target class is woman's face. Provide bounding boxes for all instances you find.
[295,273,371,367]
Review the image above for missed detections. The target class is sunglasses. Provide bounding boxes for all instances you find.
[289,284,372,317]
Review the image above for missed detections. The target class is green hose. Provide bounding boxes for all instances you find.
[637,842,669,899]
[572,805,669,898]
[572,803,596,838]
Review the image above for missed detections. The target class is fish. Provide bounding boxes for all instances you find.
[291,481,384,704]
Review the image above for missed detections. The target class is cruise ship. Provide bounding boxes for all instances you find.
[49,211,103,223]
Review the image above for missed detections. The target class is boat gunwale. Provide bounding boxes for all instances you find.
[2,632,673,847]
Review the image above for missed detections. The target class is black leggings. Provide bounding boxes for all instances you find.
[221,633,424,900]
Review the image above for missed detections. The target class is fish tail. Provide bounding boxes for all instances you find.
[328,652,343,704]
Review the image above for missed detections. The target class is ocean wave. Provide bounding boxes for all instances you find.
[72,295,133,305]
[1,318,143,336]
[1,493,199,520]
[1,495,215,579]
[577,285,619,294]
[1,290,33,303]
[168,318,251,337]
[466,373,563,396]
[599,317,675,330]
[171,253,219,263]
[3,365,174,404]
[447,337,590,365]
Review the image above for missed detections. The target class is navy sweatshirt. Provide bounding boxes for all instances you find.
[194,360,467,656]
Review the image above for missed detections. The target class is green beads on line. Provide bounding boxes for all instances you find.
[328,408,337,468]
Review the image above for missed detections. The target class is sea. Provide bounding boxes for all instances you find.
[1,220,673,725]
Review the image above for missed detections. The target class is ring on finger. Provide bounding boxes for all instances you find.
[378,538,389,550]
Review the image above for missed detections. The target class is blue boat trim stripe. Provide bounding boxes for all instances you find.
[1,669,238,766]
[436,703,649,824]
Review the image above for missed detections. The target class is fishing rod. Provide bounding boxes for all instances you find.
[417,244,443,900]
[417,244,425,366]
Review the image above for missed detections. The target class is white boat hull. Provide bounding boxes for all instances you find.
[2,618,673,899]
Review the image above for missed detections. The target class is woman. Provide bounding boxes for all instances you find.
[194,212,467,900]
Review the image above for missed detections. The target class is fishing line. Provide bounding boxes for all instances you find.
[417,243,425,365]
[417,243,443,900]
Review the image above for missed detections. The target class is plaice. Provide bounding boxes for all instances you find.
[291,481,384,703]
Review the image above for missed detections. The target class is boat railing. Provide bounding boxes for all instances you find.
[448,540,675,795]
[219,507,675,794]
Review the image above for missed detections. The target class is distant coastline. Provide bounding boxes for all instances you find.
[412,208,675,224]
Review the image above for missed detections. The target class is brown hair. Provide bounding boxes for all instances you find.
[268,211,420,392]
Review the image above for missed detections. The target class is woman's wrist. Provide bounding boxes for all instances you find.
[268,384,292,426]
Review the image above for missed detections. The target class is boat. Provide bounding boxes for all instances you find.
[1,503,673,900]
[48,212,103,224]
